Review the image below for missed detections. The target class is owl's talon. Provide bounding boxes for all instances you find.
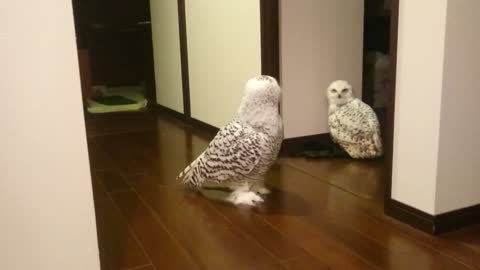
[226,191,264,206]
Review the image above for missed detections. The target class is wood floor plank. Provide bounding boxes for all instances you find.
[249,263,289,270]
[317,210,477,269]
[207,199,307,261]
[95,196,151,270]
[445,224,480,252]
[278,161,480,268]
[261,165,475,269]
[95,170,132,193]
[282,255,330,270]
[306,214,472,270]
[111,191,199,270]
[133,265,156,270]
[87,139,115,171]
[265,215,376,270]
[86,111,480,270]
[98,248,111,270]
[282,157,385,200]
[85,111,158,138]
[91,174,110,203]
[381,219,480,269]
[95,132,158,175]
[126,129,193,184]
[127,175,280,270]
[268,168,476,269]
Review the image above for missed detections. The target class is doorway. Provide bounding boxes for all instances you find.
[72,0,156,115]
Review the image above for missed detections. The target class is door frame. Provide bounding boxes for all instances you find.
[260,0,280,80]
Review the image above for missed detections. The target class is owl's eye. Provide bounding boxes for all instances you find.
[341,88,349,93]
[331,89,337,93]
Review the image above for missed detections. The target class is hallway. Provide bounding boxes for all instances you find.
[86,111,480,270]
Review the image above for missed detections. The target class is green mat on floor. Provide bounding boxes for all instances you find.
[86,85,148,114]
[91,95,137,106]
[300,141,350,159]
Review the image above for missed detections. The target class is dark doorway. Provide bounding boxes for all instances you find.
[72,0,156,108]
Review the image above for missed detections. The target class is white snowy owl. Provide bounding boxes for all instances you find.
[326,80,383,159]
[177,75,283,206]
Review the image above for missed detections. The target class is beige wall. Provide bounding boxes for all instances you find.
[185,0,262,128]
[391,0,447,214]
[392,0,480,215]
[0,1,100,269]
[280,0,364,138]
[435,0,480,214]
[150,0,184,113]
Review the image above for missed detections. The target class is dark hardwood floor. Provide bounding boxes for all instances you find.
[85,110,480,270]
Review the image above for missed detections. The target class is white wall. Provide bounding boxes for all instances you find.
[435,0,480,214]
[0,1,100,269]
[280,0,364,139]
[391,0,448,214]
[185,0,262,128]
[150,0,184,113]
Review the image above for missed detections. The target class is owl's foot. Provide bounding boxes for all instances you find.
[226,191,264,206]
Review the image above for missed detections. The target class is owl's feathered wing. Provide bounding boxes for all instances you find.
[329,99,383,158]
[177,119,267,187]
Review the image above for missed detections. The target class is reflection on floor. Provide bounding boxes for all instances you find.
[85,110,480,270]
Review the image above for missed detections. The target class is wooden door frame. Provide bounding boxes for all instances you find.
[383,0,399,221]
[260,0,280,80]
[177,0,192,117]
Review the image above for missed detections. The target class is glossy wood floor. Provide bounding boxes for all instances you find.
[85,111,480,270]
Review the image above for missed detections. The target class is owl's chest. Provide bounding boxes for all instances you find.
[329,104,365,126]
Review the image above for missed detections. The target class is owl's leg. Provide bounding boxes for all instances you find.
[226,182,264,206]
[226,182,247,191]
[201,181,229,189]
[251,177,271,195]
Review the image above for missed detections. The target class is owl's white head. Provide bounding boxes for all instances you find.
[242,75,281,108]
[326,80,355,106]
[238,75,282,129]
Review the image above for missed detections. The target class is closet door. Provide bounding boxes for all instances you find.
[185,0,262,128]
[150,0,185,113]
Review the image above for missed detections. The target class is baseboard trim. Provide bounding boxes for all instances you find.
[280,133,332,156]
[188,116,219,135]
[154,104,219,135]
[155,103,188,120]
[385,199,480,234]
[385,199,435,234]
[434,204,480,234]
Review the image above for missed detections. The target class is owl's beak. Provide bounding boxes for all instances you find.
[337,94,342,99]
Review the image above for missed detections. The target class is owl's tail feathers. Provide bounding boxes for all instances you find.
[177,163,192,182]
[373,132,384,156]
[176,152,204,188]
